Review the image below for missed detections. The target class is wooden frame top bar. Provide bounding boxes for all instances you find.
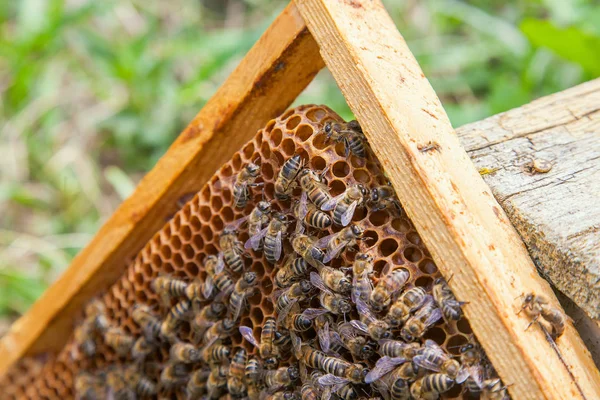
[0,2,324,375]
[295,0,600,398]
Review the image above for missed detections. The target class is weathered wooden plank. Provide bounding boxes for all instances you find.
[457,78,600,321]
[295,0,600,399]
[0,2,324,375]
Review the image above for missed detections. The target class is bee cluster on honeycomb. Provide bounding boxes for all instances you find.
[1,105,509,400]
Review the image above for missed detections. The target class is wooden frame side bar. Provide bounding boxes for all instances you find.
[295,0,600,399]
[0,3,324,375]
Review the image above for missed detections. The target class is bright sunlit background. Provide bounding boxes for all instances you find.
[1,0,599,333]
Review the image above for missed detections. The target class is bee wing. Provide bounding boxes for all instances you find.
[371,379,392,400]
[229,215,248,230]
[340,200,358,226]
[320,193,344,211]
[276,298,299,325]
[364,356,406,384]
[355,297,375,322]
[322,241,347,263]
[215,253,225,274]
[337,322,357,339]
[349,320,369,335]
[314,233,336,249]
[423,307,443,327]
[297,191,309,219]
[231,296,246,322]
[245,227,268,250]
[423,339,444,353]
[301,308,329,320]
[239,326,259,349]
[310,271,332,295]
[318,321,331,353]
[273,230,283,261]
[318,374,350,386]
[202,276,214,299]
[412,354,442,373]
[290,331,302,358]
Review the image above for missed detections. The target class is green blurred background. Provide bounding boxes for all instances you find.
[1,0,599,333]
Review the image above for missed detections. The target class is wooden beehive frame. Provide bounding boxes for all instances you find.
[1,1,599,398]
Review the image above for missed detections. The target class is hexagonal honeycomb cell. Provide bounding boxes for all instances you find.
[0,105,506,399]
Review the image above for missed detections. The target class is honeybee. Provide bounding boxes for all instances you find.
[73,321,98,358]
[518,292,568,339]
[410,373,455,399]
[131,304,161,342]
[245,357,263,386]
[369,265,410,311]
[378,340,422,360]
[135,374,158,397]
[417,141,441,153]
[247,212,289,264]
[413,340,460,379]
[400,298,443,342]
[298,168,332,210]
[300,345,367,384]
[170,341,201,363]
[310,272,352,316]
[202,318,236,347]
[190,302,227,337]
[186,368,211,399]
[131,336,156,362]
[433,277,465,322]
[317,265,352,295]
[103,327,135,356]
[229,271,258,320]
[365,356,419,384]
[275,255,309,288]
[233,161,262,208]
[300,308,337,354]
[480,378,510,400]
[275,280,313,323]
[240,317,280,369]
[322,119,368,158]
[291,233,325,269]
[387,287,430,327]
[316,224,365,263]
[202,343,231,364]
[264,365,299,391]
[75,372,104,400]
[206,365,228,399]
[160,299,192,340]
[285,312,313,332]
[351,297,392,341]
[275,154,304,200]
[220,228,246,273]
[455,343,486,393]
[245,200,272,251]
[197,253,225,299]
[322,184,368,227]
[161,362,191,390]
[228,348,248,397]
[294,191,332,231]
[299,369,324,400]
[106,366,135,400]
[369,185,401,213]
[337,322,375,360]
[351,253,374,304]
[151,275,188,304]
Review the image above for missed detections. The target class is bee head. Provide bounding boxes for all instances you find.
[243,272,258,285]
[299,280,312,294]
[288,366,299,381]
[351,224,363,236]
[247,161,260,175]
[323,122,333,135]
[257,201,271,213]
[211,302,226,315]
[264,357,279,369]
[400,328,414,342]
[223,319,236,331]
[434,277,445,285]
[460,343,474,353]
[524,293,534,304]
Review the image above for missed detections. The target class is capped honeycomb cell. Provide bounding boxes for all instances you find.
[0,105,506,400]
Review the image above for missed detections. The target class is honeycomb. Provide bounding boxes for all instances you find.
[1,105,502,399]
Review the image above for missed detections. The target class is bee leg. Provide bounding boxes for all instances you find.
[344,137,351,158]
[525,315,540,331]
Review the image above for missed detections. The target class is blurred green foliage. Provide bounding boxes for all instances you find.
[0,0,598,324]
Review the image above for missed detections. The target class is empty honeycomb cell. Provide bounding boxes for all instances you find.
[334,141,348,158]
[295,124,313,141]
[170,235,182,251]
[332,160,350,177]
[305,107,327,122]
[353,168,370,184]
[404,246,423,262]
[286,115,301,130]
[5,105,502,400]
[379,238,398,256]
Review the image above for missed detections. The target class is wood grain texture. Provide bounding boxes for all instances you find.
[295,0,600,398]
[457,79,600,321]
[0,2,324,375]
